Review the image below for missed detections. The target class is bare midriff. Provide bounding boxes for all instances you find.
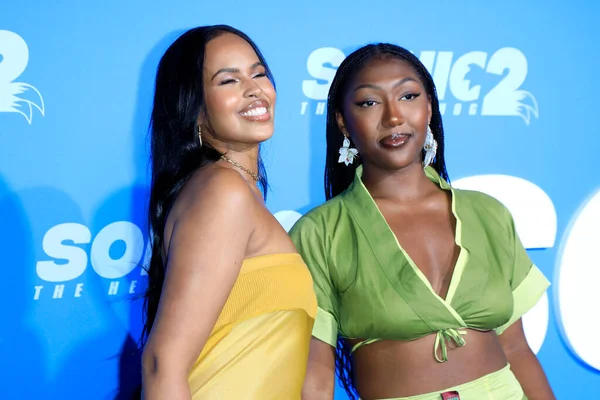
[348,329,507,399]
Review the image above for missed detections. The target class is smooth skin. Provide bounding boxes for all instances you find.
[301,57,554,400]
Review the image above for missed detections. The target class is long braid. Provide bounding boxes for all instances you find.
[335,338,359,399]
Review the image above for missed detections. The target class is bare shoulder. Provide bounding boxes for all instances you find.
[162,165,260,245]
[180,166,257,213]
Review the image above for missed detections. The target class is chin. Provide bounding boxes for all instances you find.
[378,156,419,171]
[249,129,274,143]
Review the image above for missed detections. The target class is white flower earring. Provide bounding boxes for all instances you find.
[338,136,358,166]
[197,125,203,147]
[423,126,438,167]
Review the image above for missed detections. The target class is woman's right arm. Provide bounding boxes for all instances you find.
[302,338,336,399]
[141,171,256,400]
[289,217,339,400]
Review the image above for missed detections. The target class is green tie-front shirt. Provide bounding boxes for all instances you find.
[289,166,550,362]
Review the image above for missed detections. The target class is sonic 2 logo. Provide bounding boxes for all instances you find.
[301,47,538,125]
[0,30,45,124]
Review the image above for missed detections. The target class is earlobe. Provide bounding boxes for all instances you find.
[197,106,210,127]
[196,116,205,131]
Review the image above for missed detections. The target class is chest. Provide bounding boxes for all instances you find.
[330,197,515,340]
[376,195,460,299]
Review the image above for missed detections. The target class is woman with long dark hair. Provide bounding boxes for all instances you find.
[140,25,317,399]
[290,43,554,399]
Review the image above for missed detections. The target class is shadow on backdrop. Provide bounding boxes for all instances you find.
[26,187,97,398]
[5,185,87,398]
[115,29,187,400]
[76,184,149,400]
[0,176,45,399]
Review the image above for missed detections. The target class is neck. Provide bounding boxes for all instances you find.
[219,148,261,184]
[208,140,260,176]
[222,150,259,174]
[203,128,261,176]
[361,160,436,202]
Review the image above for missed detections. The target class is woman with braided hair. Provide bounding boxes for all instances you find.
[290,43,554,400]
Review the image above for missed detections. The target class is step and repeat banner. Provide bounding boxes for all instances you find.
[1,1,598,399]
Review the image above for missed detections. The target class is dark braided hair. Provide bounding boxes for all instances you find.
[325,43,448,202]
[324,43,449,399]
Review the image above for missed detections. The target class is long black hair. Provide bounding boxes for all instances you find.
[325,43,448,202]
[140,25,274,349]
[324,43,448,399]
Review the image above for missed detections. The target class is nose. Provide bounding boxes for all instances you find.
[243,78,264,98]
[382,100,404,128]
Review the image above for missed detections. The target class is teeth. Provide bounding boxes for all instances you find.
[241,107,267,117]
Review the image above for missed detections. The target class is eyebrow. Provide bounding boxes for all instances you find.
[353,77,418,92]
[211,62,265,81]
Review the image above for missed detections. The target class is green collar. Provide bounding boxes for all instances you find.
[351,164,451,192]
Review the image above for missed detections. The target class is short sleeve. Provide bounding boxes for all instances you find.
[289,216,339,347]
[496,207,550,334]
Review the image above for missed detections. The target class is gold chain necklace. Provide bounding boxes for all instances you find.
[220,155,260,182]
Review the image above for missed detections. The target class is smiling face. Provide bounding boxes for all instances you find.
[336,56,432,171]
[200,32,276,148]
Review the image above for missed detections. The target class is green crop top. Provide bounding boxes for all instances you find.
[289,166,550,363]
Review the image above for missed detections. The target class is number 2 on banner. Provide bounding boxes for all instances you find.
[481,48,539,125]
[0,30,45,124]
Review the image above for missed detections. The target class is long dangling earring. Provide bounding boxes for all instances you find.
[197,125,203,147]
[338,136,358,166]
[423,126,438,167]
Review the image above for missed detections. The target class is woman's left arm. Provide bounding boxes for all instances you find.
[498,319,555,400]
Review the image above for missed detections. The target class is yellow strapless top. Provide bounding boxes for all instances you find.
[188,253,317,399]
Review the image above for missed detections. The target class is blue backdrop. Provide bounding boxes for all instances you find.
[1,1,599,398]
